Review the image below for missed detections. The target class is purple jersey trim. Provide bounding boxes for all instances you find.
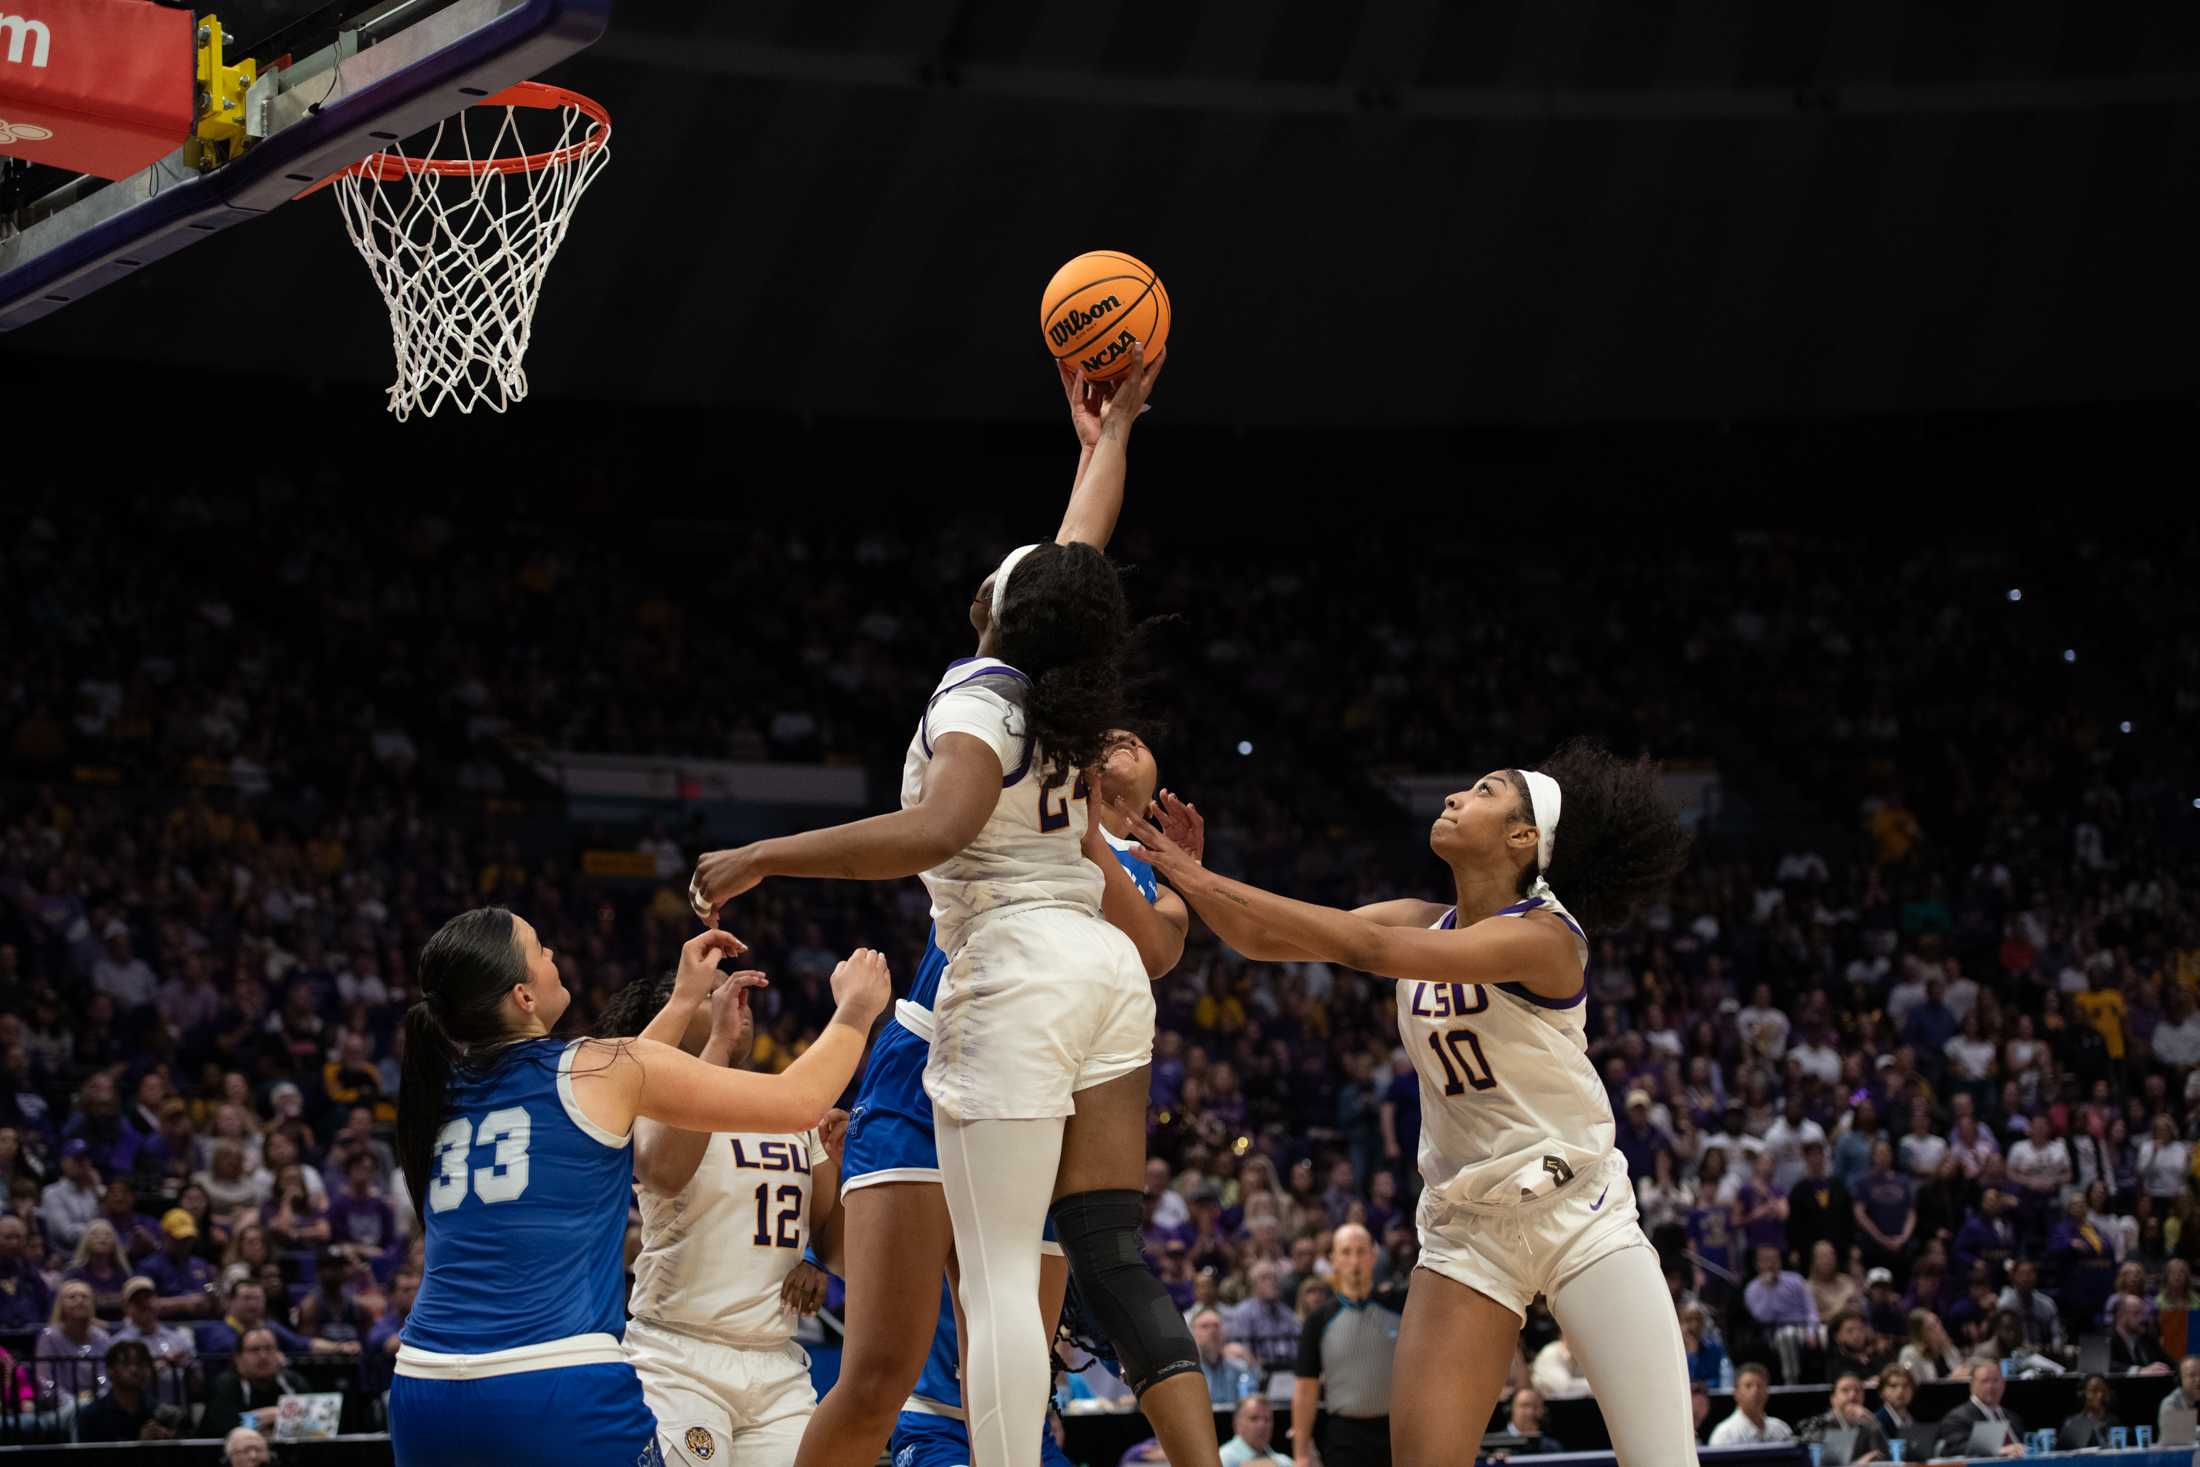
[1496,979,1588,1010]
[1506,895,1589,945]
[1437,903,1589,1007]
[919,660,1035,786]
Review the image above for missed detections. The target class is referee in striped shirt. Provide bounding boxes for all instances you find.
[1292,1224,1404,1467]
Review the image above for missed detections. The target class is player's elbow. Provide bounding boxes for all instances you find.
[913,806,986,870]
[1141,928,1185,981]
[749,1089,831,1136]
[632,1151,693,1197]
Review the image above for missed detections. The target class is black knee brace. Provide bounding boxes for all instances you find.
[1050,1189,1200,1396]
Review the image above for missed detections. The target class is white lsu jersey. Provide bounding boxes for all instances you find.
[1396,893,1616,1206]
[628,1128,827,1346]
[899,657,1104,958]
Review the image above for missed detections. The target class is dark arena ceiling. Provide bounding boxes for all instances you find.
[11,0,2200,428]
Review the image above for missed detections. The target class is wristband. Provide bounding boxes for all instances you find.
[802,1246,824,1272]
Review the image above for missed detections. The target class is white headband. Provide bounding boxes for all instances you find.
[990,543,1041,625]
[1520,769,1562,884]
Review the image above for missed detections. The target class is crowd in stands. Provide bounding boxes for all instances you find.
[2,479,2198,1451]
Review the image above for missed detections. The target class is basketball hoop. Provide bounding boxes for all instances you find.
[325,81,610,420]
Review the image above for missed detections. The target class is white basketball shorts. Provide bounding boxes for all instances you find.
[626,1316,814,1467]
[1414,1151,1652,1323]
[924,904,1153,1122]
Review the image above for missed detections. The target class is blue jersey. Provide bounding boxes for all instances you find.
[1103,831,1160,904]
[403,1039,633,1354]
[905,928,950,1011]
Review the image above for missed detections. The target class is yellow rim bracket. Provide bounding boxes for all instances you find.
[191,14,258,168]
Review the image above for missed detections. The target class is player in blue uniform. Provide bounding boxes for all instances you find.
[798,733,1197,1467]
[389,908,889,1467]
[890,1278,1076,1467]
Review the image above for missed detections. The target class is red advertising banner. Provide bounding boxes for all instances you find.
[0,0,193,179]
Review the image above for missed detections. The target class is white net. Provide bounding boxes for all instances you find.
[333,91,610,420]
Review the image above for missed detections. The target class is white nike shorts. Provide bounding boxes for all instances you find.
[1415,1151,1652,1323]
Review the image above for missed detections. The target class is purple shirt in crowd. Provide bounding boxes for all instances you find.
[1744,1269,1821,1329]
[1857,1169,1914,1237]
[328,1192,398,1258]
[0,1259,53,1330]
[142,1248,216,1309]
[1738,1179,1787,1254]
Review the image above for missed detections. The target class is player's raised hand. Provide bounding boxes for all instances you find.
[1125,808,1198,884]
[1150,788,1205,864]
[778,1259,828,1318]
[817,1107,850,1165]
[673,929,748,1003]
[1097,340,1166,436]
[689,846,764,924]
[829,947,891,1027]
[1058,359,1113,450]
[704,970,768,1065]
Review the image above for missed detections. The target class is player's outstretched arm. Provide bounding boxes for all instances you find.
[575,952,889,1137]
[1053,340,1164,551]
[1129,813,1576,995]
[1061,360,1104,501]
[690,736,1002,921]
[1139,790,1443,963]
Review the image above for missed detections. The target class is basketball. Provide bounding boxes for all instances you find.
[1039,250,1171,382]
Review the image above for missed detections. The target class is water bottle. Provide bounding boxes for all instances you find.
[1807,1444,1822,1467]
[1718,1358,1734,1390]
[1886,1437,1904,1463]
[2109,1425,2129,1449]
[2135,1424,2155,1448]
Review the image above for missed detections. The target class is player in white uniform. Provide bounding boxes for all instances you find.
[1131,740,1699,1467]
[798,731,1192,1467]
[597,966,845,1467]
[692,341,1218,1467]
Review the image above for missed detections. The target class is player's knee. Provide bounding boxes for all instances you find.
[825,1346,918,1424]
[1049,1189,1199,1396]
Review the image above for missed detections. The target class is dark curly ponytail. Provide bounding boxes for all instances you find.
[1511,738,1692,933]
[994,541,1137,781]
[595,970,679,1040]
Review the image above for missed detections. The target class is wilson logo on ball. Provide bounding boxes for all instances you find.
[1038,251,1170,381]
[1079,327,1137,375]
[1048,294,1122,347]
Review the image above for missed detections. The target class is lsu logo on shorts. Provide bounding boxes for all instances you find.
[683,1427,715,1460]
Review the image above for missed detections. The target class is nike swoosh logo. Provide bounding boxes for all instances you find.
[1590,1185,1610,1211]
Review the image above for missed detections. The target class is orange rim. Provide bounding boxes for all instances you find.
[301,81,609,195]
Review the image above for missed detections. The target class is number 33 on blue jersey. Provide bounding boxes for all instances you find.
[429,1108,534,1211]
